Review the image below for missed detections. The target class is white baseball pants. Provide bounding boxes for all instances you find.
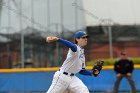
[46,71,89,93]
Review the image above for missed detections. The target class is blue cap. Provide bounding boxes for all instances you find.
[74,31,88,38]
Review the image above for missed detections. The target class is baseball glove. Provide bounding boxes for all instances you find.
[92,60,104,77]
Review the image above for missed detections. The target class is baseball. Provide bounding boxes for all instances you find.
[46,36,57,43]
[46,36,52,43]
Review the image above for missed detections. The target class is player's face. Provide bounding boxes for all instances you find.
[76,36,88,47]
[120,54,127,59]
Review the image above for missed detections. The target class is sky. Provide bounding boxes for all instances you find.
[0,0,85,33]
[0,0,140,33]
[83,0,140,26]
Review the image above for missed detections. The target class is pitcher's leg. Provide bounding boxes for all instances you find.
[69,76,89,93]
[46,71,68,93]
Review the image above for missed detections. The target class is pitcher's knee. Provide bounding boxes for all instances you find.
[80,87,89,93]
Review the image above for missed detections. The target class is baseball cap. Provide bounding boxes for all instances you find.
[120,51,127,55]
[74,31,88,38]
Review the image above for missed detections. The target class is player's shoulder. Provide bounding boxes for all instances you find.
[116,58,121,62]
[68,45,78,53]
[115,58,124,63]
[126,57,133,61]
[116,57,132,62]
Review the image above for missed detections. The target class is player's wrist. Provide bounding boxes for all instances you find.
[56,37,59,40]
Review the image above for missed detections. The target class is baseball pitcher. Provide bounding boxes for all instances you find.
[46,31,104,93]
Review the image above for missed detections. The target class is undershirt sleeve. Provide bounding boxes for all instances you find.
[79,68,92,76]
[57,38,77,52]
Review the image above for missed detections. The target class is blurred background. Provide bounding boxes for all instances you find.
[1,0,140,68]
[0,0,140,93]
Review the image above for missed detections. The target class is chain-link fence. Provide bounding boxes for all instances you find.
[0,0,83,68]
[0,0,140,68]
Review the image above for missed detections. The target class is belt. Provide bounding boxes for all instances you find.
[59,69,74,76]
